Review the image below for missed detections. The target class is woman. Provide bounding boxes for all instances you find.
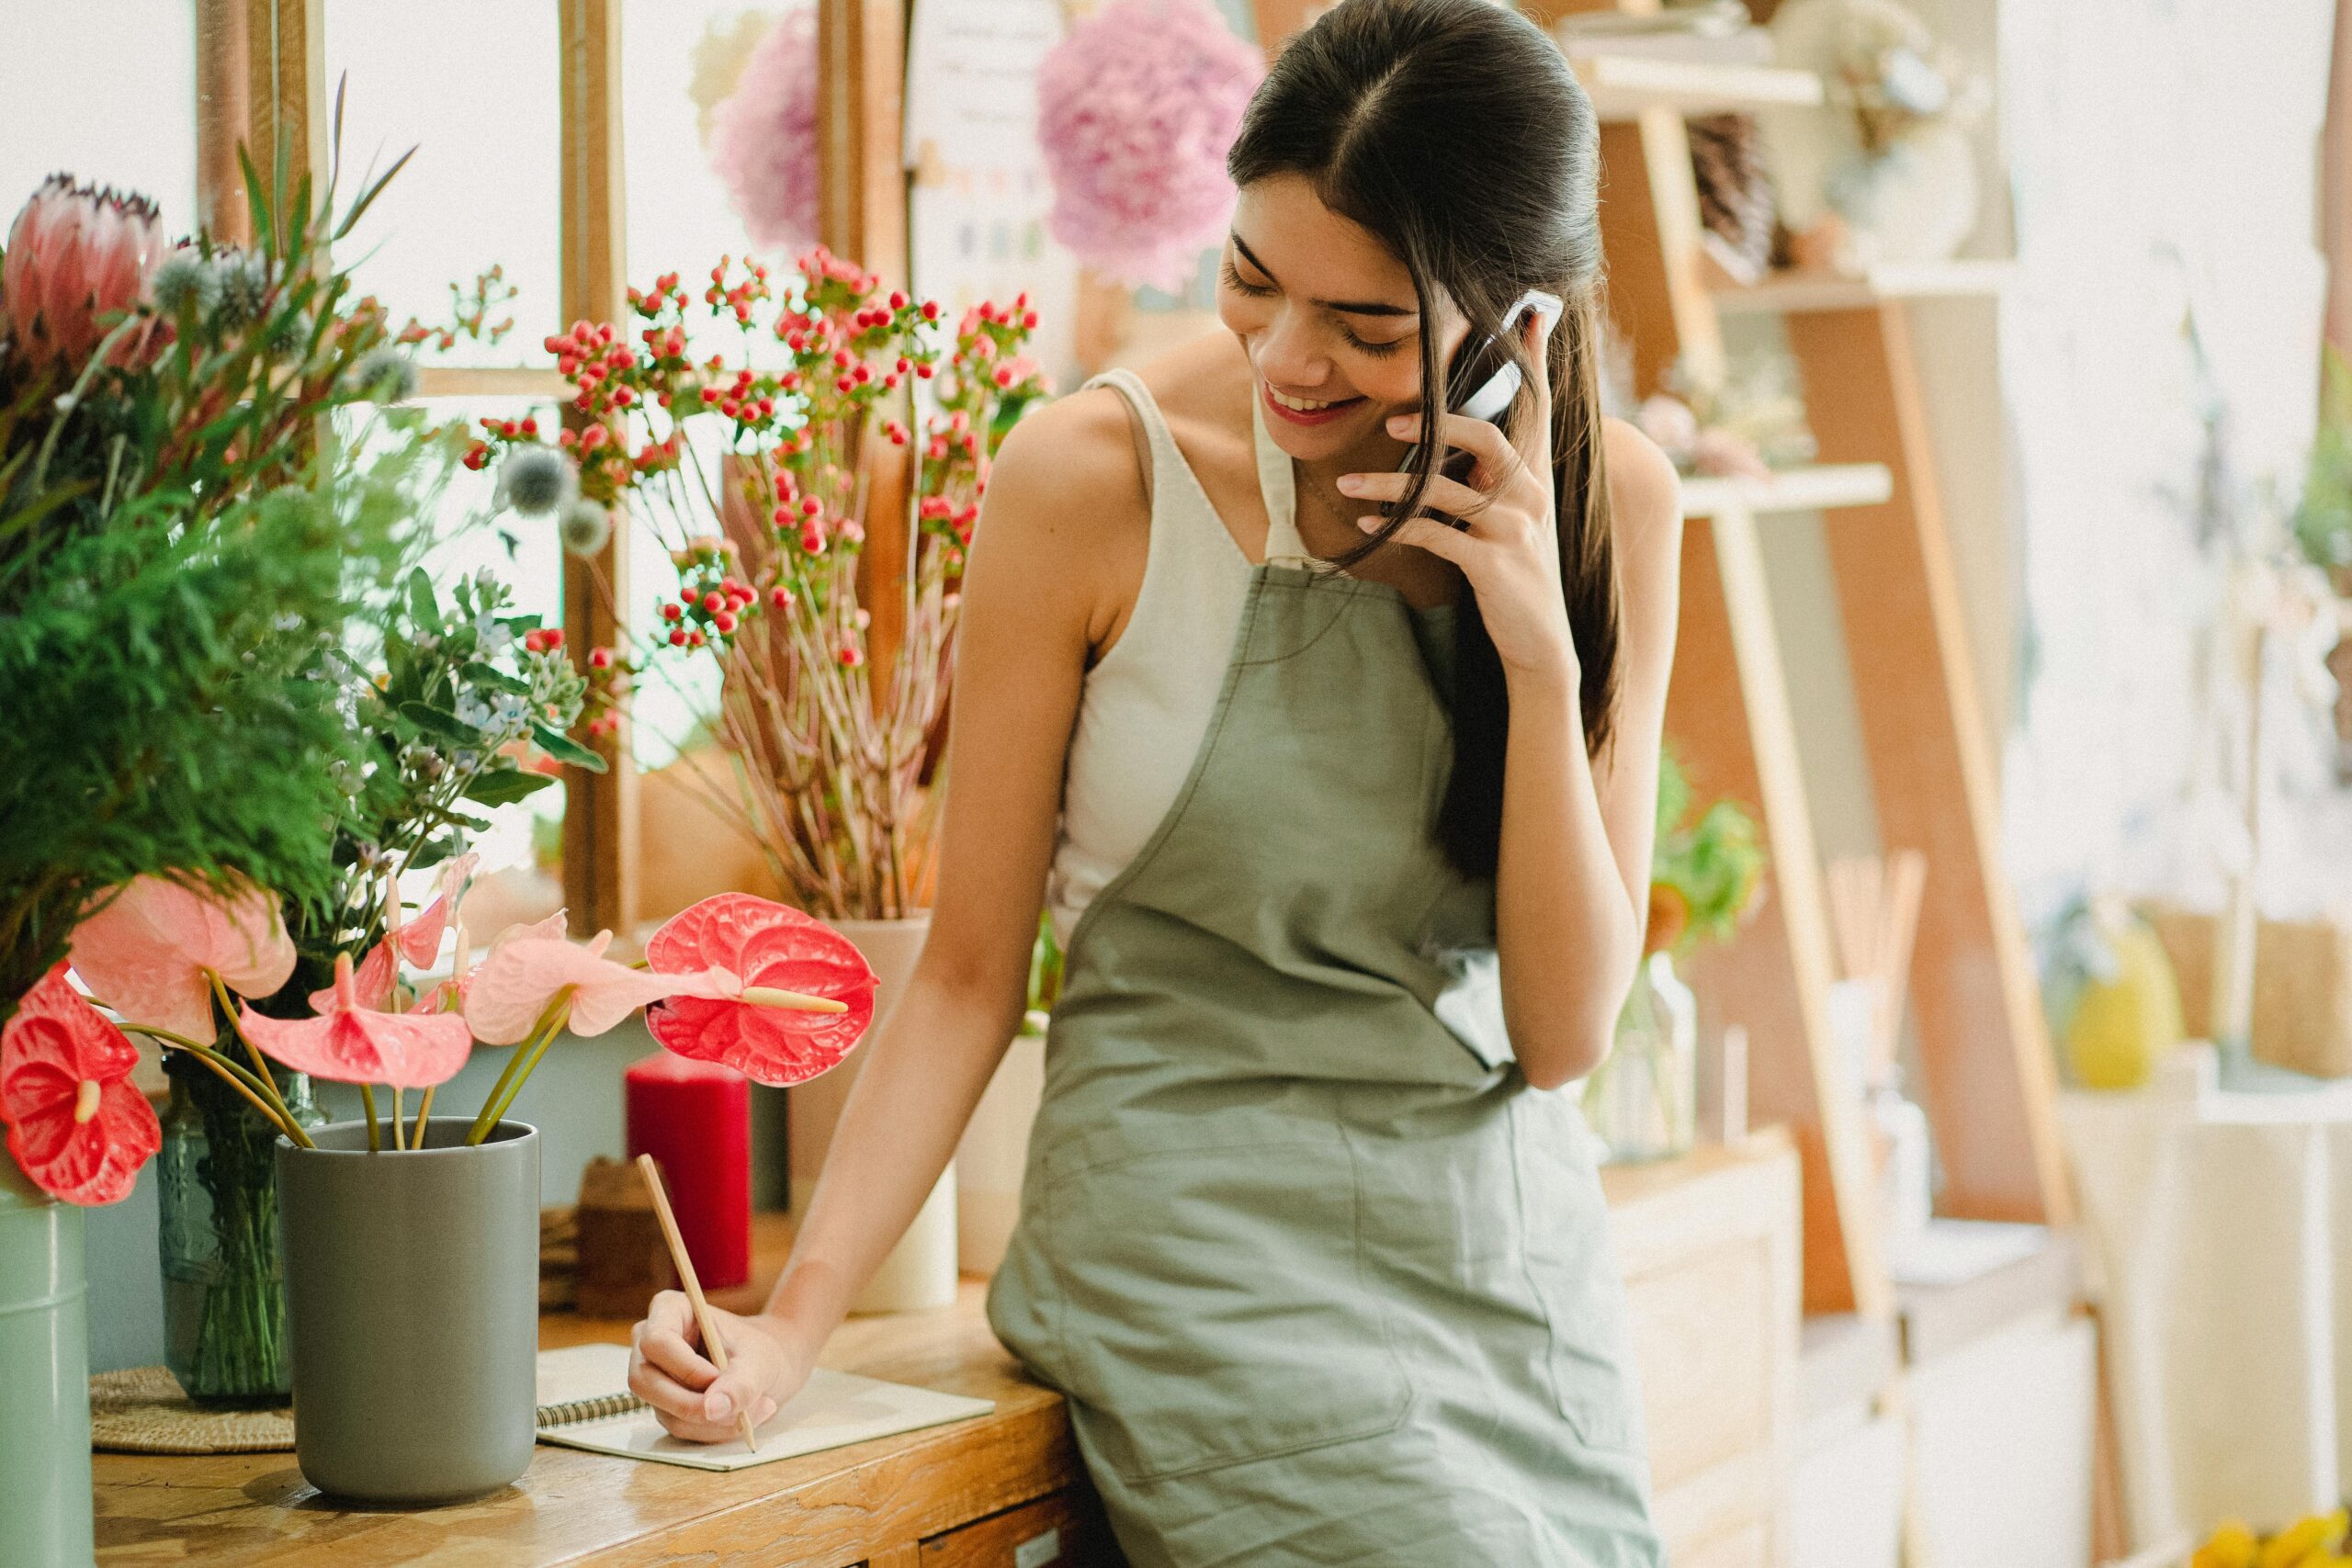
[628,0,1681,1559]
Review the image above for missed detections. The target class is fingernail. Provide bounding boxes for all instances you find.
[1336,474,1364,494]
[1357,515,1380,532]
[707,1391,734,1420]
[1386,414,1412,434]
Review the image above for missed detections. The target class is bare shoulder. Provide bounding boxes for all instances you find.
[1601,416,1682,561]
[988,381,1148,532]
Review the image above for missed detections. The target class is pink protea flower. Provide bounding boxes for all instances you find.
[463,928,737,1045]
[1036,0,1264,291]
[1,964,164,1206]
[1,174,165,374]
[643,894,875,1086]
[240,952,474,1091]
[69,875,296,1043]
[707,8,820,253]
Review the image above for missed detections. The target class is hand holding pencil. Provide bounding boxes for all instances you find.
[625,1156,816,1449]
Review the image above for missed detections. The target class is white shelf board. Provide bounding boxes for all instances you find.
[1572,53,1824,121]
[1679,463,1893,518]
[1710,259,2017,316]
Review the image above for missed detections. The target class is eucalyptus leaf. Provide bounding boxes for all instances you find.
[530,723,608,773]
[399,700,481,744]
[464,768,559,807]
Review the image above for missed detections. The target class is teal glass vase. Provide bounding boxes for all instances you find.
[157,1048,324,1406]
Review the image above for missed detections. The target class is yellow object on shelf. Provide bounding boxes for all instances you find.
[2194,1507,2350,1568]
[2065,899,2187,1090]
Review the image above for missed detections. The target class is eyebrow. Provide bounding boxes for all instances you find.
[1230,233,1419,319]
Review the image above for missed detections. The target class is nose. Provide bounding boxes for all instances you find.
[1251,303,1334,393]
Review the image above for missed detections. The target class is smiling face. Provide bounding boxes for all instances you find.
[1216,173,1472,464]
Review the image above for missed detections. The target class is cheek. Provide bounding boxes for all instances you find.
[1359,351,1428,411]
[1216,287,1272,341]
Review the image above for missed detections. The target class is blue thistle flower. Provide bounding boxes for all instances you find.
[210,251,269,330]
[559,499,612,557]
[151,251,219,318]
[351,346,420,404]
[499,446,577,517]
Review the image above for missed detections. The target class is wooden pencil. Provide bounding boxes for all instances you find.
[635,1152,760,1454]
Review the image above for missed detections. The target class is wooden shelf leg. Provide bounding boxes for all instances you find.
[1783,304,2072,1228]
[1669,502,1892,1321]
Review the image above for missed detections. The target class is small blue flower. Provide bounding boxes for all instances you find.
[152,251,219,318]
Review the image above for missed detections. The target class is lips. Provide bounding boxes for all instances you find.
[1261,379,1364,427]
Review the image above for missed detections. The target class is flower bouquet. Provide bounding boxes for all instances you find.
[0,133,471,1552]
[465,247,1049,920]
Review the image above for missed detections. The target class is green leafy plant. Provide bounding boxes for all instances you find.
[1646,745,1768,955]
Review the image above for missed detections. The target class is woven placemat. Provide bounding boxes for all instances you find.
[89,1365,295,1454]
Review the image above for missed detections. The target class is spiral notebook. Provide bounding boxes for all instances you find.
[534,1342,995,1472]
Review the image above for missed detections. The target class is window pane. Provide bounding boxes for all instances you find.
[323,0,561,365]
[0,0,197,231]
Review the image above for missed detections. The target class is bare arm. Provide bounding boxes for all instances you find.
[1492,421,1681,1089]
[628,390,1144,1438]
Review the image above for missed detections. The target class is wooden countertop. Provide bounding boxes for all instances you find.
[94,1217,1094,1567]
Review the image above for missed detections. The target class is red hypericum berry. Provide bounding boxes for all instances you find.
[769,586,788,608]
[915,362,934,379]
[559,355,580,376]
[780,370,801,392]
[544,627,565,650]
[688,629,706,648]
[519,417,539,436]
[662,602,684,622]
[669,627,688,647]
[658,391,673,408]
[888,290,908,310]
[583,424,609,450]
[920,300,940,321]
[702,591,725,613]
[543,333,565,355]
[701,388,719,403]
[612,387,635,407]
[993,365,1015,389]
[1022,310,1039,329]
[557,428,579,447]
[713,611,738,634]
[800,526,824,553]
[799,496,821,518]
[757,397,775,416]
[838,644,863,668]
[773,505,793,526]
[522,629,546,654]
[834,376,854,394]
[589,646,614,670]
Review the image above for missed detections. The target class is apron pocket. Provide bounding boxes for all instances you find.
[1046,1135,1412,1483]
[1517,1096,1646,1456]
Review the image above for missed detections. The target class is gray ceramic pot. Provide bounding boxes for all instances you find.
[277,1118,539,1504]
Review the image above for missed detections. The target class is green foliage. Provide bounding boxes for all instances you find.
[278,565,591,989]
[2293,343,2352,571]
[1650,745,1768,952]
[0,128,445,1012]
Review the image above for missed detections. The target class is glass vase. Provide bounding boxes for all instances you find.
[1582,950,1698,1163]
[157,1047,324,1406]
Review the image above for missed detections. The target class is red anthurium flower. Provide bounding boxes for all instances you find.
[1,965,163,1205]
[69,875,296,1042]
[463,930,737,1045]
[241,953,473,1090]
[642,894,876,1087]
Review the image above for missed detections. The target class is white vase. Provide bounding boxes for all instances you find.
[956,1014,1046,1276]
[799,916,957,1314]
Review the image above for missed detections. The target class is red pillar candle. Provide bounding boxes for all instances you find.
[624,1053,752,1290]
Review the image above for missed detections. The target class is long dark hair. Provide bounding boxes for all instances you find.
[1227,0,1620,881]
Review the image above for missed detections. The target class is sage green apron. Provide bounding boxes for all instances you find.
[987,554,1664,1565]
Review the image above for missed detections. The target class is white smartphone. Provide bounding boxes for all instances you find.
[1395,288,1566,503]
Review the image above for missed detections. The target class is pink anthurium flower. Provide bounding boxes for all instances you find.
[240,952,473,1090]
[642,894,876,1087]
[463,930,737,1045]
[69,875,297,1042]
[396,852,478,967]
[1,964,164,1205]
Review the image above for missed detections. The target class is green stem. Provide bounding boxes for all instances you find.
[358,1083,379,1152]
[466,999,571,1145]
[209,972,307,1139]
[391,1087,406,1150]
[463,993,567,1145]
[130,1025,311,1147]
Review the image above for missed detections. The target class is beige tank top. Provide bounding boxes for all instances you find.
[1043,368,1317,947]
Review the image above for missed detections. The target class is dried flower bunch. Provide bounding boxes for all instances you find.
[467,247,1050,919]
